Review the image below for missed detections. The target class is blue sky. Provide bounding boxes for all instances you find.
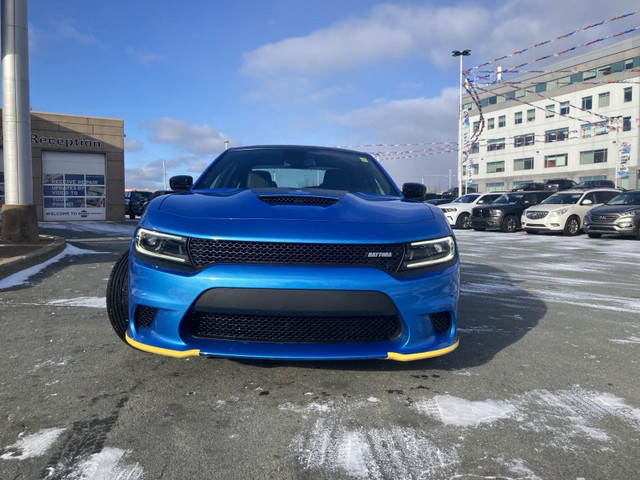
[23,0,639,191]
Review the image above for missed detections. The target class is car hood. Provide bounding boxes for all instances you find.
[141,190,448,243]
[589,204,640,214]
[526,204,578,212]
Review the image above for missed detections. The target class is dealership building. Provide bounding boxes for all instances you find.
[0,110,125,221]
[463,35,639,192]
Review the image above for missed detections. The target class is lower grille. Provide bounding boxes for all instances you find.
[134,305,158,329]
[430,311,452,334]
[185,312,401,343]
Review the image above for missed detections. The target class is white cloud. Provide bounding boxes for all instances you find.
[126,47,166,65]
[325,87,458,144]
[50,18,98,45]
[143,117,236,156]
[242,1,638,78]
[124,138,143,152]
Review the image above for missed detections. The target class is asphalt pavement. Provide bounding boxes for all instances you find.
[0,223,638,479]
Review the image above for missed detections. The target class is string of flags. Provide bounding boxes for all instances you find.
[468,10,639,73]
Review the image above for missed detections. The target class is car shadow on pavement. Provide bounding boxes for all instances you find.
[236,263,546,372]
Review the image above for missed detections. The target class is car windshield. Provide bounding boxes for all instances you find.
[541,193,582,205]
[452,194,480,204]
[607,191,640,205]
[493,193,525,204]
[194,147,398,195]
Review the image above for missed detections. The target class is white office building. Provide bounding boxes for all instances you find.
[463,35,639,192]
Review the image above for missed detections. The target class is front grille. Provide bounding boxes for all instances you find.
[185,311,401,343]
[134,305,158,329]
[430,311,452,334]
[590,214,618,223]
[188,239,405,272]
[473,209,493,218]
[526,211,548,220]
[259,195,338,206]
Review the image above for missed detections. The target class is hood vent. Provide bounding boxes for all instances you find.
[259,195,338,206]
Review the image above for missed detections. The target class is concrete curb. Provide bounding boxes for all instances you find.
[0,235,67,280]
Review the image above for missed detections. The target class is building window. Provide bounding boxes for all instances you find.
[487,161,505,173]
[498,115,506,128]
[624,87,632,102]
[545,154,568,168]
[514,133,535,147]
[580,122,608,138]
[487,118,495,129]
[559,101,569,115]
[487,138,505,151]
[545,128,569,142]
[514,157,534,171]
[514,112,523,124]
[527,109,535,122]
[463,164,479,175]
[598,92,610,108]
[469,142,479,154]
[545,105,554,118]
[473,121,480,133]
[582,96,592,110]
[486,182,505,192]
[623,116,631,132]
[579,149,608,165]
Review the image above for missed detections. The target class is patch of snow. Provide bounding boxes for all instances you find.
[415,395,518,427]
[0,244,101,290]
[609,336,640,345]
[39,221,136,237]
[59,447,143,480]
[47,297,106,309]
[1,428,66,460]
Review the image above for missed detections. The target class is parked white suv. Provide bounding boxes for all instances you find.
[521,188,620,236]
[439,192,504,229]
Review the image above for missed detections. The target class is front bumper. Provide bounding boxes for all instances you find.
[126,254,459,361]
[470,214,503,230]
[584,221,636,235]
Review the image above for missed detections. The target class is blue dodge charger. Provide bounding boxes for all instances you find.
[107,145,460,361]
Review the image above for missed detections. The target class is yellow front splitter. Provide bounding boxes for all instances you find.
[126,334,200,358]
[126,334,459,361]
[386,339,459,362]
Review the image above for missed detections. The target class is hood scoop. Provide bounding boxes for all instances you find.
[258,195,338,206]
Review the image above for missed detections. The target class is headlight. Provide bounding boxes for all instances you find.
[549,208,568,217]
[401,236,456,270]
[619,209,639,218]
[134,228,191,264]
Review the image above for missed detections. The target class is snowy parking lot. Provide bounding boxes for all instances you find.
[0,222,638,479]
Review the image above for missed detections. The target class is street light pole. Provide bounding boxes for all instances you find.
[452,49,470,198]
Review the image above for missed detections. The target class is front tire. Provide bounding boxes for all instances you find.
[106,251,130,343]
[501,215,518,233]
[563,216,580,236]
[455,213,471,229]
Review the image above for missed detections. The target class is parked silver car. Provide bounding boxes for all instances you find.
[521,188,620,236]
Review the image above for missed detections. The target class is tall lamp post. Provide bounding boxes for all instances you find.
[452,49,470,197]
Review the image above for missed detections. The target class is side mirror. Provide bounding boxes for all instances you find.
[169,175,193,191]
[581,199,593,205]
[402,182,426,201]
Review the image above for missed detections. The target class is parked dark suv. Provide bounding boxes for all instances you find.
[543,179,577,191]
[583,190,640,239]
[124,190,153,219]
[470,191,553,232]
[573,179,616,189]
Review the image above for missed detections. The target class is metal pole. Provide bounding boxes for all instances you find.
[452,50,469,198]
[1,0,38,242]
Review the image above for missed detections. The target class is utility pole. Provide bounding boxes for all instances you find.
[452,49,470,198]
[1,0,38,243]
